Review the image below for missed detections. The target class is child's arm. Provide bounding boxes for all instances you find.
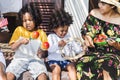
[58,40,66,47]
[48,34,60,53]
[39,29,48,42]
[10,37,29,51]
[37,47,48,58]
[9,27,29,51]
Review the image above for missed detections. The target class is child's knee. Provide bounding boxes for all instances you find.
[38,73,47,77]
[6,72,16,80]
[37,73,48,80]
[67,64,76,71]
[52,65,61,74]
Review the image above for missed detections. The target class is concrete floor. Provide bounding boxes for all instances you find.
[118,77,120,80]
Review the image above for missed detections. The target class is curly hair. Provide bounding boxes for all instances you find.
[49,9,73,30]
[18,3,42,28]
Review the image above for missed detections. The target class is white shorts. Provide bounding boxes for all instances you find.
[6,59,48,80]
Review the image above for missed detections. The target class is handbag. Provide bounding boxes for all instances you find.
[0,18,8,28]
[60,38,85,61]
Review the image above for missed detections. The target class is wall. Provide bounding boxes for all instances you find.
[0,0,22,14]
[64,0,89,42]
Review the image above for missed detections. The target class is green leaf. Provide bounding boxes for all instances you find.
[116,38,120,42]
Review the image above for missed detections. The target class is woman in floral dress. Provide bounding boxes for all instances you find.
[76,0,120,80]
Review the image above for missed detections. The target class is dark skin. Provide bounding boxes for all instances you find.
[7,12,48,80]
[37,47,48,58]
[50,26,77,80]
[54,26,68,48]
[80,1,120,80]
[0,62,7,80]
[84,35,120,50]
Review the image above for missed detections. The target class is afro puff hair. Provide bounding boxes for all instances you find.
[49,9,73,30]
[18,3,42,28]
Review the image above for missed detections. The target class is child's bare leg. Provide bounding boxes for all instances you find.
[37,73,48,80]
[51,64,61,80]
[6,72,15,80]
[0,63,7,80]
[67,63,77,80]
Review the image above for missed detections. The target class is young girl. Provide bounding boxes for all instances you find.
[47,9,77,80]
[6,3,48,80]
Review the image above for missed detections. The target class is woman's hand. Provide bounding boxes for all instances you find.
[107,39,116,46]
[84,35,95,48]
[58,40,66,47]
[107,39,120,50]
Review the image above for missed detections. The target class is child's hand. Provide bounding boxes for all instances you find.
[19,37,29,45]
[10,37,29,50]
[37,48,48,58]
[58,40,66,47]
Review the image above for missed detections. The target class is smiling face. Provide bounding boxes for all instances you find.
[22,12,35,31]
[54,26,69,38]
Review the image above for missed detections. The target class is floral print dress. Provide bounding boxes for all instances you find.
[76,15,120,80]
